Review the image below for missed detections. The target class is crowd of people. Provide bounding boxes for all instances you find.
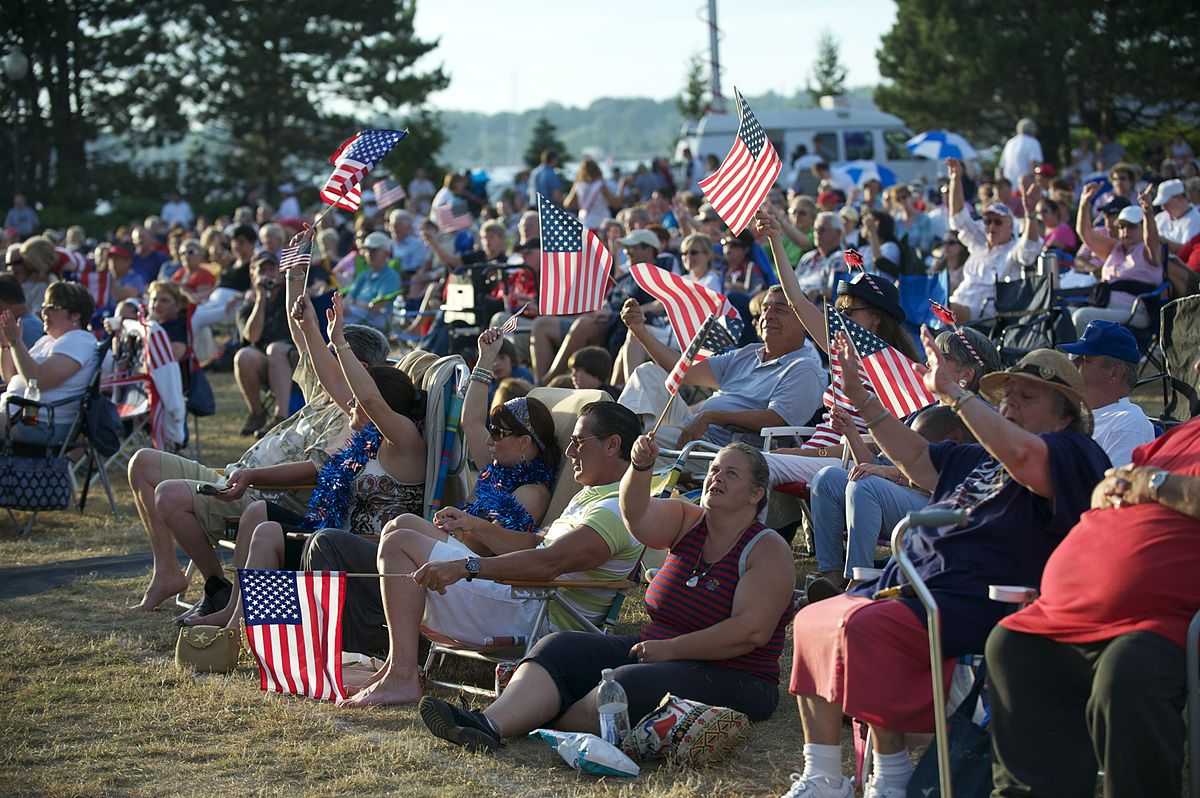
[3,121,1198,797]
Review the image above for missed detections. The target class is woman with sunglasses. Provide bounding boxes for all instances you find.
[387,326,561,555]
[168,238,217,304]
[678,232,723,293]
[930,232,968,295]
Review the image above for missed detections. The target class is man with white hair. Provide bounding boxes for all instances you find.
[794,211,845,298]
[1152,178,1200,254]
[999,118,1044,186]
[387,208,429,273]
[946,158,1041,321]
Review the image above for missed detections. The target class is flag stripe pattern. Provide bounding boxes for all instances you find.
[698,88,782,235]
[433,203,473,233]
[537,193,612,316]
[320,129,407,212]
[831,306,935,417]
[807,308,874,449]
[499,303,529,333]
[629,262,735,352]
[373,178,407,210]
[240,568,347,702]
[665,312,741,396]
[279,237,313,273]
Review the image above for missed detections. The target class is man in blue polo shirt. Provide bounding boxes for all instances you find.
[344,231,401,329]
[618,284,826,450]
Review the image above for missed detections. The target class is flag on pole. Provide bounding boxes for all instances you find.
[279,237,313,273]
[664,312,741,396]
[320,129,407,212]
[843,249,864,270]
[373,178,407,211]
[499,303,529,333]
[239,568,347,702]
[698,88,782,235]
[537,193,612,316]
[433,201,473,233]
[828,306,935,417]
[628,262,739,351]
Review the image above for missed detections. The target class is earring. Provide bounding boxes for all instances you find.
[958,378,969,388]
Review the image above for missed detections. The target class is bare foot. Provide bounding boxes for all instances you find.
[337,669,421,707]
[182,603,235,628]
[127,572,191,612]
[343,660,388,693]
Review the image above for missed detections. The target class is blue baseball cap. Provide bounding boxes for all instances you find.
[1057,320,1140,364]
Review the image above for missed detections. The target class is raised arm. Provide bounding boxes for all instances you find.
[327,294,422,451]
[1139,187,1162,268]
[282,229,310,344]
[834,331,939,491]
[620,433,698,549]
[463,328,503,465]
[1076,182,1116,260]
[289,294,353,413]
[620,298,718,388]
[754,208,831,352]
[420,226,464,268]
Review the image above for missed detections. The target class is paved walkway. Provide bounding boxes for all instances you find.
[0,550,229,601]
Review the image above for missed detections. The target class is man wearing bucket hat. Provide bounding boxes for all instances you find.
[780,331,1109,798]
[1058,320,1154,467]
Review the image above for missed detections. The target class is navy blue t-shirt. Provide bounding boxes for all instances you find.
[849,431,1110,656]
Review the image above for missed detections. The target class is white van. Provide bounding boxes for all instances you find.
[676,104,931,189]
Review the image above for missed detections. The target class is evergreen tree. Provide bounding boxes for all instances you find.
[676,53,708,120]
[523,115,570,170]
[807,30,847,104]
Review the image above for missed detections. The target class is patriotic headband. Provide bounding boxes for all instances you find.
[930,300,985,368]
[504,397,546,451]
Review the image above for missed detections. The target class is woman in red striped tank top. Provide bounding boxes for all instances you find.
[415,438,796,753]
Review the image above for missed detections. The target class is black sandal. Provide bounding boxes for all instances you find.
[173,575,233,627]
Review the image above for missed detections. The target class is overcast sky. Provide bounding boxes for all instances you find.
[411,0,898,114]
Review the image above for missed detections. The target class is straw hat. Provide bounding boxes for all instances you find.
[978,349,1092,434]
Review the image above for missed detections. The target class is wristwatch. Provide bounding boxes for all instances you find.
[464,556,481,582]
[1147,469,1169,502]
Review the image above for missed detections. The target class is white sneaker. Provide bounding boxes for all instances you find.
[779,772,854,798]
[862,776,908,798]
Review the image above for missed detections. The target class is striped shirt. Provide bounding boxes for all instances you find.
[642,516,793,683]
[804,385,870,450]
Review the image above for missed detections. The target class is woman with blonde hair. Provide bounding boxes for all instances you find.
[13,236,58,312]
[564,157,619,230]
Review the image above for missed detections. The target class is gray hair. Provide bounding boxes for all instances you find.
[934,327,1001,391]
[814,210,843,233]
[388,208,411,226]
[1099,354,1139,394]
[343,324,390,366]
[1017,117,1037,136]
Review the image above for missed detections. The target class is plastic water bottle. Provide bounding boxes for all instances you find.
[596,668,630,746]
[22,380,40,426]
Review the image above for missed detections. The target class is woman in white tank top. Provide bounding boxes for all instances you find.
[564,157,619,230]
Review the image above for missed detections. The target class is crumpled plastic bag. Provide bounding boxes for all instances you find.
[529,729,640,778]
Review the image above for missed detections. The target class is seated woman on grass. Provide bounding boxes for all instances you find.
[416,438,795,752]
[303,326,561,660]
[180,293,428,634]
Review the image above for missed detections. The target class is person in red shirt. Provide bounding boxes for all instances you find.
[169,239,217,303]
[1178,230,1200,272]
[987,354,1200,798]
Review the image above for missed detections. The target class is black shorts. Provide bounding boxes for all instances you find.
[264,503,310,570]
[522,630,780,723]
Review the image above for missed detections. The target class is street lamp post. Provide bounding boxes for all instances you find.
[4,45,30,197]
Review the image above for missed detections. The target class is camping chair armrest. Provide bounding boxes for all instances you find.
[988,584,1039,606]
[1128,280,1171,318]
[760,425,818,450]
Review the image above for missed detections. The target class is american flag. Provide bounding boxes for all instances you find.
[628,262,738,352]
[843,249,864,270]
[537,193,612,316]
[279,237,313,273]
[698,88,782,235]
[499,303,530,333]
[320,129,407,212]
[433,201,473,233]
[239,568,347,702]
[373,178,407,210]
[828,306,935,417]
[665,312,741,396]
[75,268,110,310]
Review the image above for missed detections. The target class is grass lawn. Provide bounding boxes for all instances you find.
[0,370,831,798]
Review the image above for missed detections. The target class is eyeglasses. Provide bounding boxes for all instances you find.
[984,218,1007,227]
[942,239,960,246]
[683,249,709,257]
[837,304,873,314]
[488,426,520,440]
[566,433,605,450]
[720,239,747,248]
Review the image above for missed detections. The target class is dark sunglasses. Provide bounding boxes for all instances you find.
[683,249,709,257]
[488,426,520,440]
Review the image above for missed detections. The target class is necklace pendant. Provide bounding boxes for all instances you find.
[685,574,700,588]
